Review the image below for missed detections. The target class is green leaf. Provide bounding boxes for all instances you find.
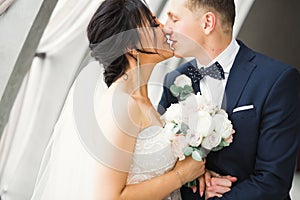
[211,145,224,151]
[180,92,191,101]
[170,85,182,97]
[180,123,189,133]
[183,147,194,156]
[192,150,203,161]
[183,85,193,93]
[184,180,197,187]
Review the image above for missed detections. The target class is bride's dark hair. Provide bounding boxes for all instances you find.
[87,0,159,87]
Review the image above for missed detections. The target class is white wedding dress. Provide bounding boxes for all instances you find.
[126,125,181,200]
[30,62,181,200]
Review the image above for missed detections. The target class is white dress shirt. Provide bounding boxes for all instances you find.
[196,39,240,107]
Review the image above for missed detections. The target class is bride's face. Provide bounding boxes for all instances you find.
[136,16,174,62]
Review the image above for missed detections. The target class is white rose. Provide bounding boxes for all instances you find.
[163,122,178,140]
[182,93,206,111]
[213,113,233,139]
[174,74,192,87]
[224,129,235,144]
[188,110,213,137]
[186,129,203,147]
[201,131,222,150]
[161,103,183,123]
[181,95,198,123]
[183,93,218,114]
[216,109,228,118]
[172,135,189,160]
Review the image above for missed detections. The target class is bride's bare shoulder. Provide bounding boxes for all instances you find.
[99,87,142,125]
[95,87,143,150]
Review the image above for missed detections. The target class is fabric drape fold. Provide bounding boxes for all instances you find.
[0,0,15,15]
[0,1,101,199]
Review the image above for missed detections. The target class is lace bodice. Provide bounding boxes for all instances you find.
[126,126,181,200]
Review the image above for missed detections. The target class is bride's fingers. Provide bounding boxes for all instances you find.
[198,176,205,196]
[190,186,197,193]
[205,170,212,187]
[206,169,221,177]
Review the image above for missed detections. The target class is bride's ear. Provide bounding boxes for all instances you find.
[201,11,216,35]
[127,48,138,56]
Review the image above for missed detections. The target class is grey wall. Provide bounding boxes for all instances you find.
[237,0,300,71]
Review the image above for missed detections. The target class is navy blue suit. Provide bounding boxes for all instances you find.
[158,41,300,200]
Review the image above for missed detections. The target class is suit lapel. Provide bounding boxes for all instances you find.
[223,41,257,116]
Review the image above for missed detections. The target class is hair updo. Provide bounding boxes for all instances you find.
[87,0,157,87]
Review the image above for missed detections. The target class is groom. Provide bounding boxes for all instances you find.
[158,0,300,199]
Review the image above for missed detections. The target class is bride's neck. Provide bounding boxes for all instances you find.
[119,58,155,98]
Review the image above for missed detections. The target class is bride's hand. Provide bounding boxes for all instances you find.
[172,157,205,185]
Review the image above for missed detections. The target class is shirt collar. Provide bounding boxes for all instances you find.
[196,39,240,73]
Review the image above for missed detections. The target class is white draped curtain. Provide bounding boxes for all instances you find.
[0,0,14,15]
[0,0,255,199]
[0,0,101,199]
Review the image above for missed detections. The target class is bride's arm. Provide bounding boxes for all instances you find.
[94,156,205,200]
[124,157,205,200]
[93,118,205,199]
[94,95,205,199]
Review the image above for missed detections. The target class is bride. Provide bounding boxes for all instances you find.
[31,0,205,199]
[87,0,206,199]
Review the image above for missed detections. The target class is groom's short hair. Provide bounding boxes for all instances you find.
[185,0,236,29]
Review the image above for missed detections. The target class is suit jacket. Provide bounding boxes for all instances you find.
[158,41,300,200]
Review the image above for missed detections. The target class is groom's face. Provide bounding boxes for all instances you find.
[164,0,205,58]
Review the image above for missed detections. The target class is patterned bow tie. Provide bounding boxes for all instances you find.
[187,62,225,83]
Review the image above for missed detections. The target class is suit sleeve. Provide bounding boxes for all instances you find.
[209,68,300,200]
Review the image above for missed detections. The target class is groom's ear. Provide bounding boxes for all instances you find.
[202,11,216,35]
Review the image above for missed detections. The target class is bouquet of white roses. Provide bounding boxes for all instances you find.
[161,74,235,186]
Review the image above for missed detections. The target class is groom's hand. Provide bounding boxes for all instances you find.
[198,170,237,199]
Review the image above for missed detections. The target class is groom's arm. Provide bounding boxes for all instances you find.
[208,68,300,200]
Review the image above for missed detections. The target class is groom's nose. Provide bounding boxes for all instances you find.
[163,23,173,36]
